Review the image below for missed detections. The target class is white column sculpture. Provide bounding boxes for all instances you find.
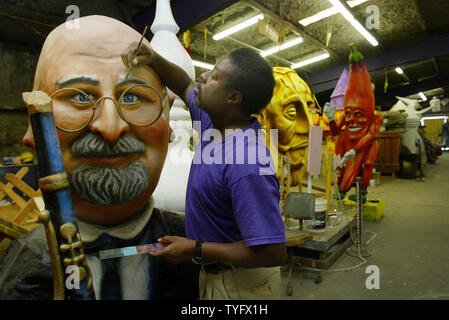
[150,0,196,213]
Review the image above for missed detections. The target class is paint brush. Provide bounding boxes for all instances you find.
[99,242,166,260]
[125,25,148,80]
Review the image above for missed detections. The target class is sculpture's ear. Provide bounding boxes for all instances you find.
[23,119,35,149]
[22,92,35,149]
[167,90,175,111]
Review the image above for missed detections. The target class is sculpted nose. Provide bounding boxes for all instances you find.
[89,97,130,143]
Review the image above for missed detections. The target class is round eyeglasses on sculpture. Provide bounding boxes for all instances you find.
[50,84,166,133]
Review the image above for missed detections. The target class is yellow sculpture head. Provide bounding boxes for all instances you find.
[256,67,314,187]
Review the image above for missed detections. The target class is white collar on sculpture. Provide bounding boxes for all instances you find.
[77,196,155,242]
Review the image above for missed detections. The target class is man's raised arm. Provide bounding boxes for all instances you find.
[122,42,195,104]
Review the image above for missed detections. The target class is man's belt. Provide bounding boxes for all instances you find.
[202,263,233,274]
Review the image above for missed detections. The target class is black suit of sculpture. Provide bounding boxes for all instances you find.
[0,209,199,300]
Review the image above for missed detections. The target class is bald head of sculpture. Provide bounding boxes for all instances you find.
[23,15,173,225]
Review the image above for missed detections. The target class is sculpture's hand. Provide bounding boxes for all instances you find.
[342,149,356,165]
[323,102,337,121]
[121,41,154,68]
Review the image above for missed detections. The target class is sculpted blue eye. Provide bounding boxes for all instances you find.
[122,94,139,104]
[72,93,92,104]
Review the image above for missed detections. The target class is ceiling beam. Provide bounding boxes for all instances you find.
[413,0,427,35]
[132,0,240,36]
[315,72,449,107]
[317,62,449,105]
[309,32,449,94]
[242,0,346,64]
[375,73,449,104]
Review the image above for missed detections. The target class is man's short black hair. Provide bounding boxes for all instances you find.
[226,48,275,116]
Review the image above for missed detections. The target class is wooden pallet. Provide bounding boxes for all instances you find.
[0,167,42,240]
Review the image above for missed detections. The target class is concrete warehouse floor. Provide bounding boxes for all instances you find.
[280,152,449,300]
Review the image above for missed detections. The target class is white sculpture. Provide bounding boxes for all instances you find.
[390,96,432,154]
[150,0,196,213]
[430,96,441,112]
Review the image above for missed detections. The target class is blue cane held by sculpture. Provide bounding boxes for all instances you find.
[23,91,95,300]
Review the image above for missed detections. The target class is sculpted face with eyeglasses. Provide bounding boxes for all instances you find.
[0,15,200,301]
[23,16,172,226]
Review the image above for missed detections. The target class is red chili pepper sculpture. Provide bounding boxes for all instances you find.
[324,44,383,197]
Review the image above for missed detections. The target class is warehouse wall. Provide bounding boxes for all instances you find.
[0,41,39,157]
[0,110,30,157]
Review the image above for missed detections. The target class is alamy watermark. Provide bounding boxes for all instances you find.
[365,265,380,289]
[167,121,278,176]
[65,265,80,289]
[365,5,380,30]
[65,5,80,30]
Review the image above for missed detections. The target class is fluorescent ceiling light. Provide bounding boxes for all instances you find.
[299,7,339,26]
[213,13,264,40]
[395,67,404,75]
[291,52,330,69]
[418,92,427,101]
[192,60,214,70]
[299,0,368,26]
[327,0,378,46]
[260,37,303,57]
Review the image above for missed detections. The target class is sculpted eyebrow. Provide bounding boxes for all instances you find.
[282,94,303,106]
[56,75,100,87]
[115,77,149,87]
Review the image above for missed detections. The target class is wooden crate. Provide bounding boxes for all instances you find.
[0,167,42,241]
[374,131,401,173]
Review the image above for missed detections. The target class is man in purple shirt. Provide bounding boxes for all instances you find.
[122,44,286,299]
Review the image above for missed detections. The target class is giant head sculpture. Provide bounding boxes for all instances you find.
[256,67,314,187]
[343,51,375,142]
[23,15,172,225]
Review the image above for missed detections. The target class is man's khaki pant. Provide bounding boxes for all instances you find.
[199,266,281,300]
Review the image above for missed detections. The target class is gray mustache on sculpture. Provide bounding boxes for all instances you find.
[71,132,146,157]
[69,133,149,206]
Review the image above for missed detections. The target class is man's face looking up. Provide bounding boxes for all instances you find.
[23,16,171,225]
